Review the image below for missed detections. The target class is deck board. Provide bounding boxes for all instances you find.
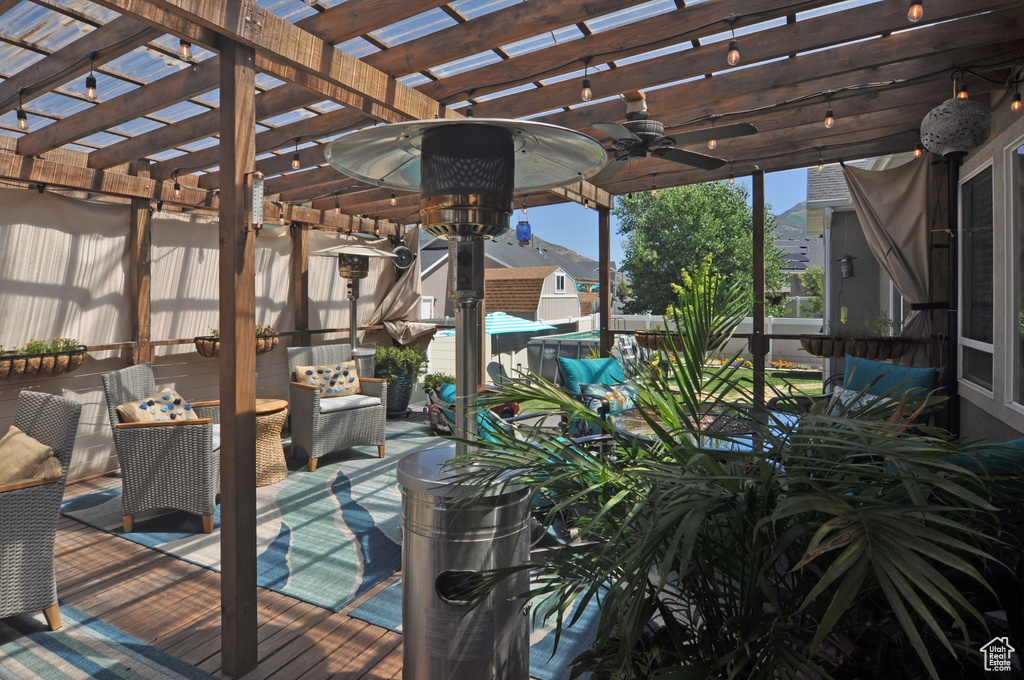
[53,474,409,680]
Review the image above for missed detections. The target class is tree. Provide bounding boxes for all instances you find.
[615,182,789,315]
[798,264,824,316]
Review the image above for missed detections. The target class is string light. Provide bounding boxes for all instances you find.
[908,1,923,22]
[1012,90,1022,112]
[817,147,824,172]
[956,79,968,99]
[179,40,192,61]
[85,52,97,101]
[390,191,397,206]
[581,57,592,102]
[174,181,181,198]
[291,141,301,170]
[726,16,740,66]
[16,89,28,131]
[914,143,923,158]
[824,95,834,129]
[650,175,657,196]
[708,119,717,150]
[728,161,735,184]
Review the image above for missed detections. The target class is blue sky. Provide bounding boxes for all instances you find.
[524,167,808,263]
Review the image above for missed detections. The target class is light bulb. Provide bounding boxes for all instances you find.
[914,143,923,158]
[957,83,968,99]
[824,108,834,129]
[389,192,397,206]
[708,138,717,150]
[908,2,923,22]
[16,109,28,131]
[581,77,592,102]
[179,40,192,60]
[85,73,97,101]
[726,39,740,66]
[650,185,657,196]
[1012,92,1022,112]
[818,158,824,172]
[291,152,300,170]
[174,181,181,198]
[729,173,735,185]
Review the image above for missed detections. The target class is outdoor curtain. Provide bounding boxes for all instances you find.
[843,157,940,362]
[368,226,436,347]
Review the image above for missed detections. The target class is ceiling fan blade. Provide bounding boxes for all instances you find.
[665,122,758,146]
[653,147,727,171]
[589,156,629,183]
[592,122,642,144]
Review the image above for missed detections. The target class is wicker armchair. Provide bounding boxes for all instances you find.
[0,391,82,630]
[287,344,387,471]
[102,363,220,534]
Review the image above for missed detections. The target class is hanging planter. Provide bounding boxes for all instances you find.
[195,326,280,358]
[799,334,913,360]
[0,343,88,382]
[634,330,673,351]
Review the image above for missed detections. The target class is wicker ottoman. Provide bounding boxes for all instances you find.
[255,398,289,487]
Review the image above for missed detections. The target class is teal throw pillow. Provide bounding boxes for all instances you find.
[557,356,624,394]
[438,382,457,404]
[943,437,1024,476]
[843,355,935,396]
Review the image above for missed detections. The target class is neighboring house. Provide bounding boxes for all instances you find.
[420,232,613,319]
[776,237,825,297]
[484,266,581,323]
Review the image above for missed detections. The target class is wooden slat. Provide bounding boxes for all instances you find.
[17,58,221,159]
[752,170,765,407]
[0,0,20,17]
[128,159,152,366]
[292,222,310,347]
[598,206,611,357]
[0,15,160,115]
[218,37,259,678]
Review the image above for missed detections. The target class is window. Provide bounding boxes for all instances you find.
[1013,143,1024,405]
[555,275,565,293]
[960,165,994,390]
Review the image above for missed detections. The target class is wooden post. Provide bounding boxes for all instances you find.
[752,170,766,407]
[292,221,310,346]
[218,38,258,679]
[598,206,612,357]
[128,159,152,365]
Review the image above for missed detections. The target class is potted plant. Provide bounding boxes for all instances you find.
[452,264,1009,680]
[374,345,428,416]
[194,324,279,358]
[800,313,913,360]
[0,337,88,382]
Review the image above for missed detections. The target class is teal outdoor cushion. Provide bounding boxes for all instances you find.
[842,355,936,396]
[944,437,1024,476]
[438,382,457,404]
[557,357,624,394]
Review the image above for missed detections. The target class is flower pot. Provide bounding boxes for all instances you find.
[0,346,88,382]
[800,335,913,360]
[194,335,279,358]
[386,372,415,417]
[634,330,670,351]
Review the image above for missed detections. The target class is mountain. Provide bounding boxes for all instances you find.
[773,200,806,239]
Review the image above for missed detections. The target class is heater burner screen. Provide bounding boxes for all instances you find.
[421,125,515,198]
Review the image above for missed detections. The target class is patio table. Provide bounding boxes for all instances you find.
[255,398,289,487]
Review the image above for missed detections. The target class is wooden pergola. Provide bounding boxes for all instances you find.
[1,0,1021,674]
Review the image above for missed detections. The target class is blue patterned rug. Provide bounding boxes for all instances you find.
[349,580,601,680]
[62,418,442,612]
[0,604,213,679]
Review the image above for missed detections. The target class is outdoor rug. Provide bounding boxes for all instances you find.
[0,604,214,680]
[349,580,601,680]
[62,418,443,612]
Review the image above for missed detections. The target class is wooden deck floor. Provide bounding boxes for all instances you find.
[57,475,404,680]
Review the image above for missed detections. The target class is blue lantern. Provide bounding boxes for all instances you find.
[516,219,531,246]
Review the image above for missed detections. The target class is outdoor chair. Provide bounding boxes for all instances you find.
[102,363,220,533]
[0,391,82,630]
[287,343,387,471]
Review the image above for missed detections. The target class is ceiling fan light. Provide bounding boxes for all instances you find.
[581,77,592,102]
[908,1,923,22]
[726,40,740,66]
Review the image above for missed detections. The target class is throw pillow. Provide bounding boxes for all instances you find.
[33,455,63,482]
[294,361,360,398]
[829,387,894,413]
[557,357,624,394]
[0,425,54,484]
[579,382,640,416]
[438,382,457,404]
[843,355,936,396]
[116,387,199,423]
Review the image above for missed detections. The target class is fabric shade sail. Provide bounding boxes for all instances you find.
[437,311,558,353]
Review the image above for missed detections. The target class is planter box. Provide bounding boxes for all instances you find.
[634,330,673,351]
[0,346,88,382]
[799,335,913,360]
[194,335,279,358]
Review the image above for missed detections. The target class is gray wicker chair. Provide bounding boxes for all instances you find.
[0,390,82,630]
[102,363,220,534]
[287,344,387,471]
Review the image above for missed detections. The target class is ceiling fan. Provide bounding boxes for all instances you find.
[590,99,757,183]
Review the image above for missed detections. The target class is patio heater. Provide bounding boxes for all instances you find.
[311,243,397,369]
[324,119,606,454]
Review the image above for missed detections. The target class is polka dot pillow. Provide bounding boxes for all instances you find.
[117,387,199,423]
[294,361,360,398]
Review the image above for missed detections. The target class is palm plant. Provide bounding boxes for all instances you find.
[448,262,1010,680]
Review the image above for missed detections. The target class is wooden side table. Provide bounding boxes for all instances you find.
[255,398,289,487]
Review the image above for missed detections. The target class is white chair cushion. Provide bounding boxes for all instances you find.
[211,424,221,451]
[319,394,381,414]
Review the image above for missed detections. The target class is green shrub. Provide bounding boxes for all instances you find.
[423,372,455,391]
[373,345,428,384]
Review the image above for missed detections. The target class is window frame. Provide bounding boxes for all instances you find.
[1006,135,1024,411]
[958,160,996,395]
[554,274,565,293]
